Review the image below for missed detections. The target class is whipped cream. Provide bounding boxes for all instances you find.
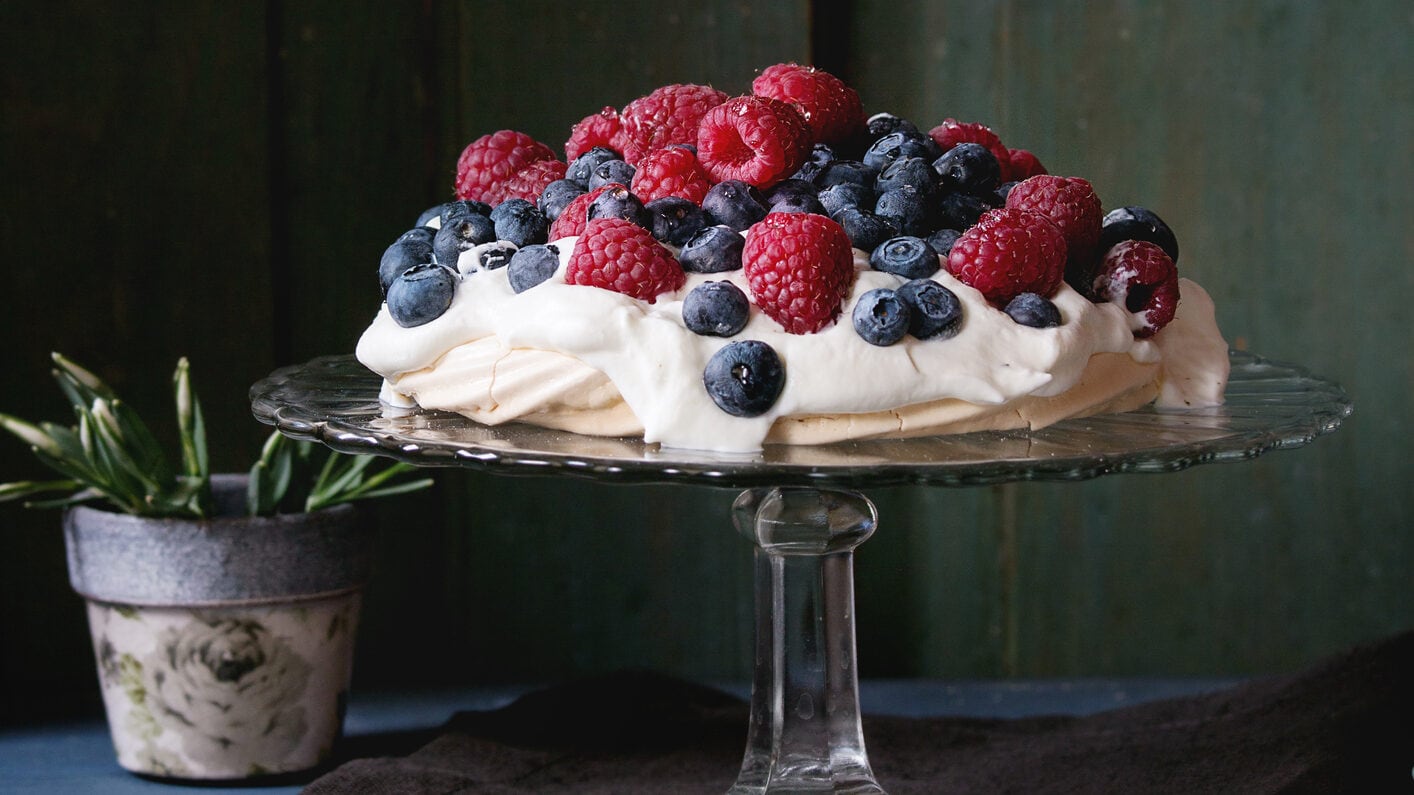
[357,231,1228,453]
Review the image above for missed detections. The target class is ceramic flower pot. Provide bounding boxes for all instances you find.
[63,474,373,780]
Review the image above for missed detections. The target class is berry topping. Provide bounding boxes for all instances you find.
[1003,293,1062,328]
[433,211,496,270]
[702,179,769,231]
[379,237,435,295]
[567,146,622,186]
[507,244,561,293]
[863,131,940,171]
[398,227,435,245]
[645,196,708,247]
[791,143,836,182]
[565,107,624,163]
[866,112,920,139]
[832,206,897,252]
[1092,240,1180,338]
[934,142,1002,196]
[386,263,458,328]
[813,159,878,190]
[441,199,493,225]
[471,241,517,274]
[631,146,714,204]
[679,225,745,273]
[547,184,615,241]
[1005,175,1104,286]
[751,63,866,147]
[817,182,875,217]
[588,158,636,191]
[926,119,1010,176]
[697,95,811,189]
[415,205,442,228]
[925,228,962,258]
[875,156,940,198]
[538,179,587,221]
[1098,206,1179,264]
[586,184,651,230]
[870,236,940,279]
[565,217,686,302]
[499,158,568,204]
[703,340,785,417]
[946,207,1067,306]
[763,179,819,208]
[851,288,911,346]
[742,212,855,334]
[682,281,751,337]
[874,185,936,237]
[490,199,550,247]
[937,192,994,231]
[1005,148,1047,181]
[619,83,729,164]
[897,279,963,339]
[454,130,557,204]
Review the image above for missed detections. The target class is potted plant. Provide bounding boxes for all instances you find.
[0,354,431,780]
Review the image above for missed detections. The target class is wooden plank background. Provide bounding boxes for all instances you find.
[1,0,1408,725]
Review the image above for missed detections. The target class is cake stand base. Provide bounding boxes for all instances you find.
[730,487,884,794]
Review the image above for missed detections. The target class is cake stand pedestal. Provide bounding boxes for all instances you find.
[251,351,1350,794]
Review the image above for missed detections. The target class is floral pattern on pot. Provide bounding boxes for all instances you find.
[86,595,359,779]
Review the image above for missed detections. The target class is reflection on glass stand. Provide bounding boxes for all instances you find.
[251,351,1350,794]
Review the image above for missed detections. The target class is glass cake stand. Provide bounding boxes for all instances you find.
[251,350,1350,794]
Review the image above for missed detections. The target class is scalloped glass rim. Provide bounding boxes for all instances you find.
[249,351,1351,490]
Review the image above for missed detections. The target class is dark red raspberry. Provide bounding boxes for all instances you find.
[565,106,624,162]
[751,62,866,147]
[1005,175,1103,290]
[498,158,568,204]
[565,217,686,302]
[618,83,729,165]
[927,119,1010,175]
[1092,240,1180,338]
[631,146,714,204]
[946,208,1067,306]
[742,212,856,334]
[455,130,556,204]
[697,96,811,190]
[1005,148,1047,181]
[547,184,617,241]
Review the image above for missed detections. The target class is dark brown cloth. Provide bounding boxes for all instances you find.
[305,631,1414,794]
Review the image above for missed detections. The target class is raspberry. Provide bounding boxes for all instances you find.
[618,84,729,165]
[1005,148,1047,182]
[1005,175,1103,290]
[565,217,685,302]
[547,184,616,241]
[742,212,856,334]
[751,63,866,147]
[455,130,556,204]
[498,158,568,204]
[946,208,1067,306]
[1092,240,1180,338]
[697,96,811,190]
[631,146,714,204]
[565,106,624,162]
[927,119,1010,176]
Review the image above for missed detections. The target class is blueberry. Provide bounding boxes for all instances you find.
[812,160,878,190]
[994,180,1019,205]
[475,241,518,272]
[397,226,435,245]
[507,244,560,293]
[897,279,963,339]
[679,225,745,273]
[866,112,920,139]
[925,228,962,259]
[1099,206,1179,263]
[702,179,768,232]
[875,156,940,198]
[770,193,827,215]
[491,199,549,247]
[1004,292,1062,328]
[703,340,785,417]
[386,263,457,327]
[379,238,435,295]
[937,191,993,230]
[874,185,936,237]
[566,146,620,186]
[538,179,586,222]
[791,143,837,182]
[682,281,750,337]
[818,182,876,217]
[832,207,897,252]
[870,236,939,279]
[934,143,1002,196]
[863,131,940,171]
[646,196,708,247]
[415,205,443,228]
[588,159,636,191]
[764,179,819,207]
[851,288,911,346]
[586,184,651,230]
[433,211,496,269]
[440,200,492,226]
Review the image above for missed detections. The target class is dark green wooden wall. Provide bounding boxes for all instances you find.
[2,1,1409,726]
